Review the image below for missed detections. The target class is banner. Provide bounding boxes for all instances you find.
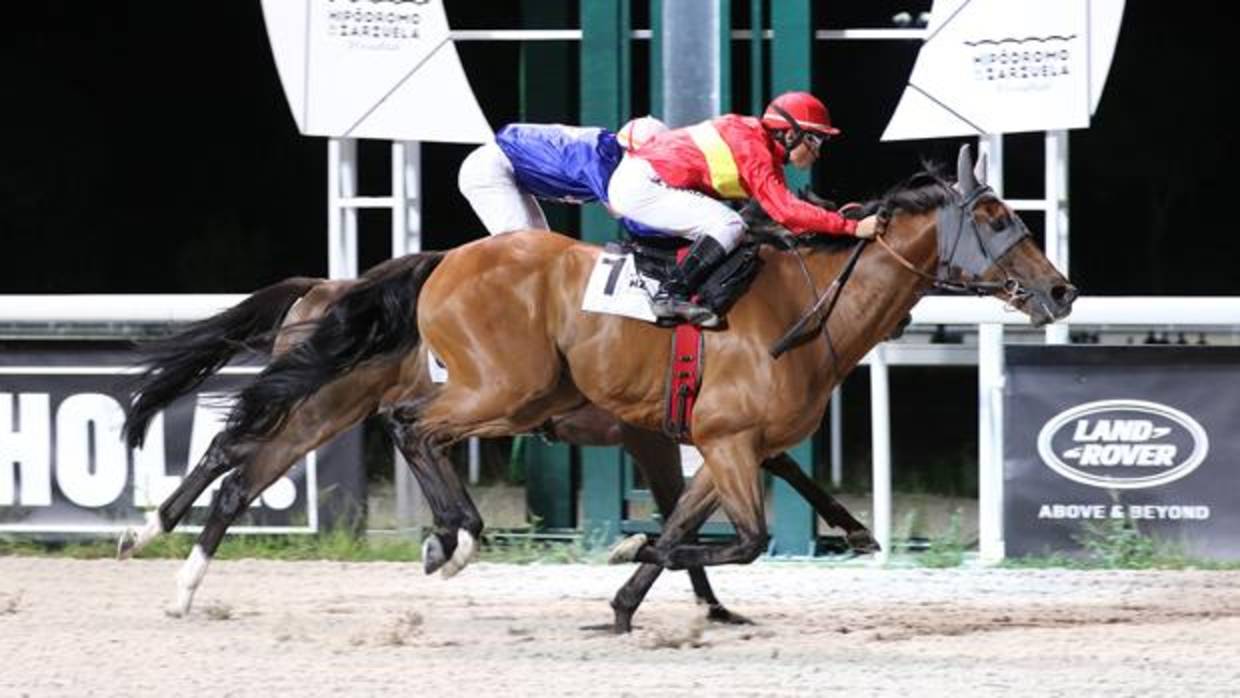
[0,344,364,538]
[261,0,492,142]
[882,0,1126,140]
[1005,346,1240,560]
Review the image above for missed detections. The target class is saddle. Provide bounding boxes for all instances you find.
[605,236,764,323]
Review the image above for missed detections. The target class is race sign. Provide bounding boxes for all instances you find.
[0,344,364,538]
[581,252,660,323]
[1004,346,1240,560]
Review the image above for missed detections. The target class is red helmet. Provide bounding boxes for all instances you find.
[761,91,841,137]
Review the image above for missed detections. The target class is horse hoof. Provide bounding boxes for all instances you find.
[607,534,647,565]
[440,529,477,579]
[116,528,138,560]
[612,611,634,634]
[422,535,447,575]
[846,530,882,554]
[706,605,754,626]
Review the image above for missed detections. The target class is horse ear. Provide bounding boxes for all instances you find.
[957,143,978,194]
[973,150,989,186]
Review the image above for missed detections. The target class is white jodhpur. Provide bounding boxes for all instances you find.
[457,141,549,235]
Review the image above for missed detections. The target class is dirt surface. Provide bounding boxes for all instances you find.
[2,557,1239,697]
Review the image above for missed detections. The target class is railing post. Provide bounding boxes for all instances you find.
[978,323,1006,563]
[869,344,892,564]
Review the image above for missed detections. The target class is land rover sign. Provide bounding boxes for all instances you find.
[1036,399,1209,489]
[1005,346,1240,560]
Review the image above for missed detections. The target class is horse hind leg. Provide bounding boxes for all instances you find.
[383,404,484,578]
[117,432,239,559]
[166,364,390,617]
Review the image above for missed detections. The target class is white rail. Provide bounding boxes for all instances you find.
[3,294,1238,563]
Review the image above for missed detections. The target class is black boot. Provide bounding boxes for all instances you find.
[650,236,729,327]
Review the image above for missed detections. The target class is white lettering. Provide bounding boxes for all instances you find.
[55,394,127,507]
[0,393,52,506]
[132,413,180,508]
[1072,419,1159,443]
[1075,443,1176,467]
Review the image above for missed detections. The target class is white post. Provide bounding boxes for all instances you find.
[1045,129,1070,344]
[829,386,843,488]
[391,141,423,257]
[327,138,359,279]
[977,323,1006,563]
[869,345,892,564]
[979,133,1004,197]
[391,140,427,535]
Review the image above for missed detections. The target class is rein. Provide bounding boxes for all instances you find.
[767,182,1036,360]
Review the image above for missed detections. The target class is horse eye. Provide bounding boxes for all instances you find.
[988,216,1010,232]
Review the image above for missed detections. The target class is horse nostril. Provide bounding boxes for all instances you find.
[1051,284,1078,305]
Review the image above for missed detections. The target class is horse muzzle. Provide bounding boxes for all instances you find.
[1022,282,1078,326]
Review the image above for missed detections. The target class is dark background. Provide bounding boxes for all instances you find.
[2,1,1235,295]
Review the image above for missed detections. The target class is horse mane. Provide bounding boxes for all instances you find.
[744,160,956,253]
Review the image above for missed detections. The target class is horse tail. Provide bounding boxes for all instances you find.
[122,277,321,450]
[226,252,446,442]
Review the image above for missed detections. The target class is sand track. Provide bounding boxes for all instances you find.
[2,557,1238,696]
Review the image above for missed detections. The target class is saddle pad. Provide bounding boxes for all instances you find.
[581,250,660,322]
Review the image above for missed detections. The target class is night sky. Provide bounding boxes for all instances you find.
[2,2,1236,296]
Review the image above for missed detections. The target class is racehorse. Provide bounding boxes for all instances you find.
[121,145,1074,631]
[117,229,877,625]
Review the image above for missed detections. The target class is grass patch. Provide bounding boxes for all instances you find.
[1002,519,1240,570]
[0,527,424,562]
[916,510,967,568]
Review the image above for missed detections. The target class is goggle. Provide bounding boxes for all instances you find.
[802,132,831,151]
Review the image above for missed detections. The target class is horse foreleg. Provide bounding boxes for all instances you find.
[618,424,750,627]
[762,452,880,554]
[622,435,769,570]
[117,432,237,560]
[608,464,721,633]
[384,404,484,578]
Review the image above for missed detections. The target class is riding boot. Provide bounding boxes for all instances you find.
[650,235,729,327]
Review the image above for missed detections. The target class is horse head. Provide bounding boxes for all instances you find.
[931,144,1077,326]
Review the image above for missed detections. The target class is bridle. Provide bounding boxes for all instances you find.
[872,184,1032,306]
[769,183,1033,360]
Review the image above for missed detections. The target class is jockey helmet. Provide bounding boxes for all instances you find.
[761,91,841,138]
[616,115,669,150]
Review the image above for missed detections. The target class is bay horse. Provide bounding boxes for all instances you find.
[118,245,876,623]
[121,145,1074,631]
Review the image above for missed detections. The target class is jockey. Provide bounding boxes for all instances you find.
[457,116,669,235]
[608,91,879,327]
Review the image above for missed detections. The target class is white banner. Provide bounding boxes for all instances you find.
[883,0,1125,140]
[261,0,492,143]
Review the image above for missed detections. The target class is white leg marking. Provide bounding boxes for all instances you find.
[608,533,648,565]
[440,529,477,579]
[117,510,164,560]
[167,544,211,618]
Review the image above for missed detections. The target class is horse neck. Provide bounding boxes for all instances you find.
[803,210,938,370]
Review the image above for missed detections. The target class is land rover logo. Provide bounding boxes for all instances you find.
[1036,399,1209,489]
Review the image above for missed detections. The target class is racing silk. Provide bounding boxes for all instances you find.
[495,123,664,237]
[495,124,618,204]
[632,115,858,236]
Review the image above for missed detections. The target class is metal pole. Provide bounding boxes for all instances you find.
[978,323,1006,563]
[661,0,723,125]
[869,346,891,564]
[1045,130,1070,344]
[829,386,843,488]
